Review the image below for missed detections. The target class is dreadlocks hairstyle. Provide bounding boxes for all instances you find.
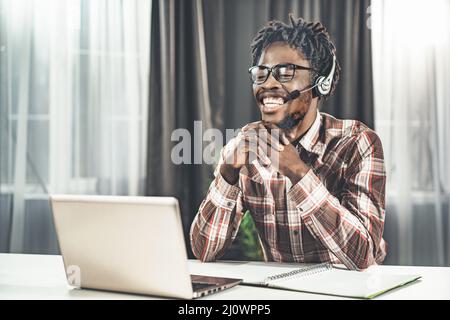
[250,14,341,100]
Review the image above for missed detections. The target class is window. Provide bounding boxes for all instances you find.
[0,0,151,253]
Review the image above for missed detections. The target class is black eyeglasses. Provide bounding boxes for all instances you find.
[248,63,316,85]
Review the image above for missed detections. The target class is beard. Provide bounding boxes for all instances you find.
[277,112,305,130]
[277,91,311,130]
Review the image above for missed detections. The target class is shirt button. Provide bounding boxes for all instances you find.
[293,230,299,235]
[299,207,303,212]
[227,201,233,207]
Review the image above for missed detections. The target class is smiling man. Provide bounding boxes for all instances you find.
[190,15,387,270]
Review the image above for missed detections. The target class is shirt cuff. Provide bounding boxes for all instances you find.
[287,168,329,217]
[209,171,241,211]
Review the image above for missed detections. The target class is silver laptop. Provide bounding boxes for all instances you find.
[50,194,241,299]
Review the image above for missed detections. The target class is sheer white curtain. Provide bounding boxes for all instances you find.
[371,0,450,266]
[0,0,150,253]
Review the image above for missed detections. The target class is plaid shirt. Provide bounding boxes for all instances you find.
[190,111,387,270]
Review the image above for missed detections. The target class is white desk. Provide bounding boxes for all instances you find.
[0,253,449,300]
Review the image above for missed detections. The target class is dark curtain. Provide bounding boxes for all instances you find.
[147,0,219,250]
[147,0,374,258]
[221,0,374,129]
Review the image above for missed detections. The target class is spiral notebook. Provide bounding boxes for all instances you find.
[191,262,421,299]
[240,263,421,299]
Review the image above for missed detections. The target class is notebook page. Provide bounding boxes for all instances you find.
[269,268,421,299]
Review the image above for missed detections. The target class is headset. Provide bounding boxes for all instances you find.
[284,53,337,102]
[312,54,336,98]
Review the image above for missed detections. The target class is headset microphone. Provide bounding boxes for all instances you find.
[283,90,300,103]
[282,83,318,103]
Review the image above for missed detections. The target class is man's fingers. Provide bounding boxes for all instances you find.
[261,121,278,133]
[237,137,271,166]
[264,122,292,146]
[241,121,263,133]
[248,147,271,166]
[242,121,288,145]
[246,146,271,166]
[261,122,288,145]
[238,122,287,169]
[257,125,284,151]
[243,123,284,152]
[281,132,290,145]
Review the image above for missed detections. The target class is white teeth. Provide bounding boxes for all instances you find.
[263,97,284,106]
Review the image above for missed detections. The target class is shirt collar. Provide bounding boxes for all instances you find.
[296,110,326,158]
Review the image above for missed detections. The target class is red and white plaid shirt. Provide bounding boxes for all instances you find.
[190,111,387,270]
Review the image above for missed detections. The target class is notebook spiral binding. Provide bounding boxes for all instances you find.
[263,262,333,284]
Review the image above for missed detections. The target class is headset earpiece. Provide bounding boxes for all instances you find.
[313,54,336,98]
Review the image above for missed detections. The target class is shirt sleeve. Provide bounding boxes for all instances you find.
[190,139,246,262]
[287,130,387,270]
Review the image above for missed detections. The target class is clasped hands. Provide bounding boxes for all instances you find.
[220,121,309,185]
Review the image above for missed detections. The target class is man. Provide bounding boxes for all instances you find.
[190,15,387,270]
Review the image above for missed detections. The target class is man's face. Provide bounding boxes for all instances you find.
[252,41,314,127]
